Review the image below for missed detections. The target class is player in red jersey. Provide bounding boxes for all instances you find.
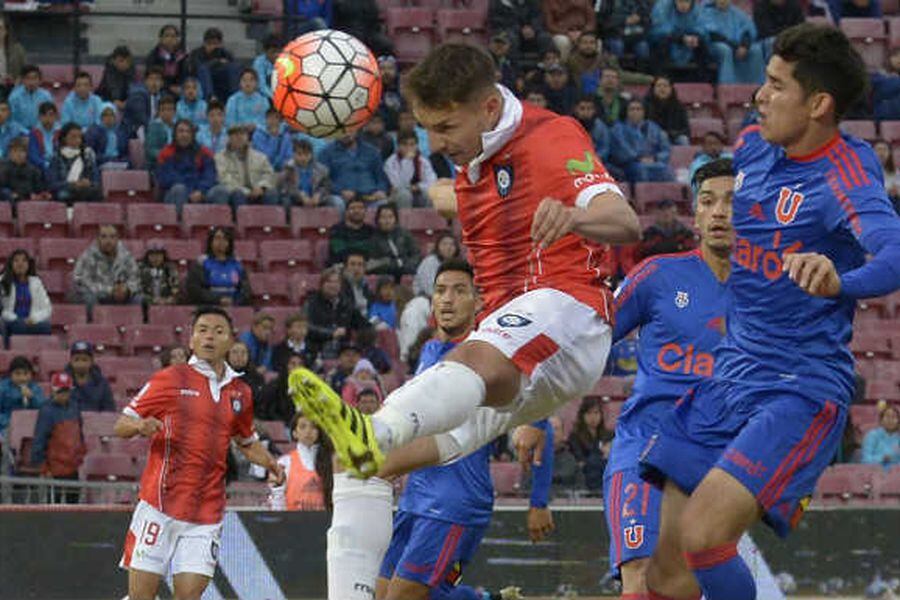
[114,306,284,600]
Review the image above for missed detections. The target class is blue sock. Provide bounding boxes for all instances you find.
[685,542,756,600]
[438,585,486,600]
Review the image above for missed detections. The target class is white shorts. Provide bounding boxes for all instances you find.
[449,288,612,456]
[119,500,222,577]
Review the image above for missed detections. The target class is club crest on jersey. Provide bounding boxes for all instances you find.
[494,165,513,198]
[497,313,532,327]
[734,170,745,191]
[231,395,243,413]
[674,291,689,309]
[624,525,645,549]
[775,187,805,225]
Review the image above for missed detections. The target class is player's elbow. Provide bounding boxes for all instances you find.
[616,207,642,244]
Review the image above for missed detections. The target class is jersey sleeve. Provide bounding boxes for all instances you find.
[529,116,624,209]
[123,370,172,420]
[612,258,660,343]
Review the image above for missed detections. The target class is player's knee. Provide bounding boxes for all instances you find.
[679,506,715,554]
[447,342,520,406]
[620,558,650,594]
[384,578,430,600]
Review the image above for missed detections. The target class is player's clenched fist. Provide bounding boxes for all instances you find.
[137,417,164,437]
[267,461,286,487]
[527,507,555,542]
[531,197,575,249]
[783,252,841,297]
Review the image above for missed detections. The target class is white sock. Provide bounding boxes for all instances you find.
[372,361,487,451]
[327,472,393,600]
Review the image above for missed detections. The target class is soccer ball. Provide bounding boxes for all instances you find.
[272,30,383,139]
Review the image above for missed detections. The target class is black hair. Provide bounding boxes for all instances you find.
[289,411,335,512]
[7,137,27,152]
[0,98,7,107]
[292,138,313,152]
[145,66,165,80]
[111,45,132,59]
[772,23,868,121]
[403,44,497,109]
[344,248,368,261]
[191,305,234,332]
[59,122,83,146]
[575,94,596,106]
[173,118,197,136]
[7,355,35,376]
[0,249,37,295]
[20,64,40,78]
[159,96,177,109]
[345,196,367,210]
[205,226,235,258]
[207,99,225,113]
[396,131,417,145]
[375,203,399,229]
[434,257,475,283]
[240,68,259,82]
[204,27,224,42]
[432,231,460,259]
[266,107,280,117]
[263,34,282,50]
[158,24,179,38]
[692,158,734,193]
[74,71,92,83]
[38,102,57,116]
[572,396,605,448]
[159,344,188,367]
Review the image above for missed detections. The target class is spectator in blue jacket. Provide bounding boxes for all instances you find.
[65,341,115,412]
[700,0,766,84]
[157,119,218,214]
[8,65,53,130]
[176,76,208,125]
[85,103,129,168]
[197,100,228,154]
[27,102,60,174]
[123,67,168,138]
[285,0,332,38]
[0,355,46,439]
[872,49,900,121]
[861,403,900,468]
[183,227,252,306]
[0,99,27,160]
[320,132,389,209]
[239,312,275,373]
[225,68,270,133]
[252,108,293,171]
[253,35,282,100]
[650,0,709,80]
[30,372,85,502]
[61,72,105,130]
[611,99,673,182]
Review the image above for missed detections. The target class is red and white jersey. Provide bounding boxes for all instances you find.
[456,86,623,323]
[124,357,255,524]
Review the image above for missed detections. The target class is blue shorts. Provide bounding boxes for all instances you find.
[603,466,662,576]
[378,510,486,594]
[640,379,846,537]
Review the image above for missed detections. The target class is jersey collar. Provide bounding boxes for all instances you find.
[189,355,240,403]
[785,131,841,162]
[465,84,522,184]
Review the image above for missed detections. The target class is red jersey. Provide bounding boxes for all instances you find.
[456,92,621,322]
[124,358,255,524]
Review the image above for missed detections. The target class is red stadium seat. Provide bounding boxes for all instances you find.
[91,305,143,331]
[234,239,259,270]
[38,238,90,270]
[40,269,70,303]
[674,83,718,118]
[67,324,124,355]
[121,239,146,262]
[7,409,39,463]
[0,350,19,373]
[0,202,13,237]
[236,205,291,240]
[865,379,900,403]
[126,325,177,356]
[376,328,400,363]
[260,240,314,274]
[489,462,522,497]
[717,83,758,121]
[850,330,893,358]
[602,401,623,429]
[148,305,196,335]
[815,464,879,503]
[182,204,233,240]
[386,7,436,61]
[126,203,180,239]
[37,63,75,88]
[633,182,690,213]
[891,17,900,48]
[81,453,137,482]
[86,435,149,458]
[313,238,330,270]
[18,201,68,238]
[71,202,124,237]
[37,350,69,379]
[689,118,725,143]
[880,467,900,501]
[589,376,631,401]
[113,370,155,398]
[0,238,36,262]
[669,145,700,171]
[399,209,450,245]
[128,139,145,171]
[248,273,291,305]
[94,356,150,381]
[102,170,153,203]
[146,238,201,269]
[49,303,88,335]
[290,206,341,241]
[435,8,488,45]
[840,120,878,141]
[840,18,888,70]
[850,404,880,435]
[229,307,256,334]
[879,121,900,143]
[290,273,322,304]
[9,335,62,354]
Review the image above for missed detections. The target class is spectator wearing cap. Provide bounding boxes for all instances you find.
[186,27,241,102]
[284,0,332,39]
[225,69,269,133]
[31,371,86,501]
[72,225,141,312]
[0,99,28,161]
[61,72,105,130]
[278,138,332,208]
[305,268,370,358]
[145,96,178,172]
[66,342,115,412]
[157,119,218,214]
[610,98,673,183]
[367,204,421,279]
[253,36,283,100]
[699,0,765,85]
[0,355,46,438]
[97,46,136,110]
[252,108,294,172]
[184,226,252,306]
[145,24,188,96]
[688,130,732,182]
[639,199,695,259]
[542,63,578,116]
[0,248,52,344]
[862,403,900,468]
[326,342,362,393]
[84,102,129,169]
[272,313,318,374]
[211,124,278,210]
[47,123,103,203]
[138,244,180,310]
[123,67,169,139]
[541,0,596,61]
[8,65,54,131]
[176,77,208,126]
[319,131,389,210]
[27,102,60,175]
[239,313,276,373]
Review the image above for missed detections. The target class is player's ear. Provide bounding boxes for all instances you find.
[808,91,834,122]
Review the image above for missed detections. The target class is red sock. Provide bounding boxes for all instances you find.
[647,589,701,600]
[620,595,648,600]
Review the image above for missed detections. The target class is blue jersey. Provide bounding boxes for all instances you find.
[723,127,900,404]
[398,338,495,527]
[609,249,727,473]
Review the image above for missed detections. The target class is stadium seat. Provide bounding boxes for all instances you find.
[121,239,146,262]
[850,329,893,358]
[94,356,149,381]
[114,370,154,398]
[622,84,649,99]
[18,201,68,238]
[840,18,888,70]
[6,409,39,463]
[71,202,124,237]
[81,411,124,438]
[260,240,314,274]
[182,204,233,240]
[0,202,13,237]
[850,404,880,434]
[688,118,725,143]
[717,83,758,122]
[67,324,124,355]
[81,453,137,482]
[669,145,700,171]
[37,63,75,88]
[891,17,900,48]
[258,420,290,443]
[435,8,488,45]
[0,238,36,262]
[248,273,292,305]
[230,239,258,270]
[840,120,878,141]
[589,376,631,401]
[489,462,522,497]
[399,209,450,245]
[313,238,330,270]
[236,205,291,240]
[673,83,718,118]
[126,325,177,356]
[49,303,88,335]
[37,350,69,379]
[376,328,400,363]
[290,272,322,304]
[632,182,690,213]
[228,307,256,334]
[40,269,70,303]
[290,206,341,241]
[880,467,900,501]
[102,170,153,203]
[9,335,62,354]
[726,117,746,144]
[0,350,18,373]
[91,305,143,331]
[601,401,624,429]
[146,238,201,269]
[85,435,149,458]
[128,139,146,171]
[887,0,900,16]
[866,379,900,403]
[38,238,90,270]
[386,7,436,62]
[126,203,180,239]
[816,464,879,503]
[148,304,196,335]
[880,120,900,143]
[859,358,900,384]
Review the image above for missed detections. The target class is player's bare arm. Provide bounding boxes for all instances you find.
[783,252,841,297]
[237,438,286,486]
[427,178,457,219]
[113,414,163,438]
[530,192,641,249]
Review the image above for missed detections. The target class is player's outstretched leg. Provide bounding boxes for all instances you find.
[679,469,761,600]
[645,481,700,600]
